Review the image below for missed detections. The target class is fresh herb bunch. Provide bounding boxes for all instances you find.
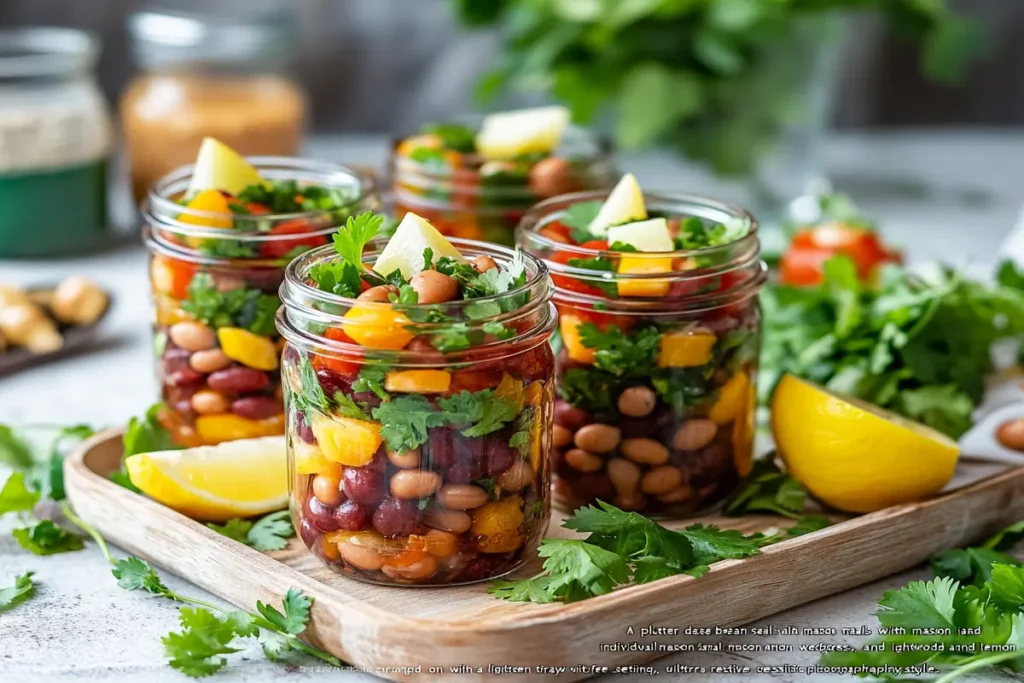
[825,520,1024,679]
[454,0,981,175]
[723,456,832,535]
[760,257,1024,438]
[181,273,280,337]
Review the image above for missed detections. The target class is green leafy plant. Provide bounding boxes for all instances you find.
[453,0,982,175]
[181,273,280,337]
[207,511,295,552]
[0,572,36,614]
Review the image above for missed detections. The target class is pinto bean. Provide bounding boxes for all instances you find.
[357,285,398,302]
[554,401,590,430]
[640,465,684,496]
[529,157,579,197]
[997,419,1024,452]
[339,539,384,570]
[552,424,573,448]
[390,470,442,499]
[672,419,718,451]
[565,449,603,473]
[387,448,421,469]
[189,348,232,374]
[606,458,641,496]
[423,505,472,534]
[168,322,216,352]
[499,460,533,491]
[409,270,458,304]
[191,390,230,415]
[617,386,657,418]
[621,438,670,465]
[312,474,344,506]
[382,554,439,581]
[436,484,489,510]
[658,485,695,504]
[469,255,498,273]
[573,424,621,454]
[207,367,270,393]
[613,492,648,511]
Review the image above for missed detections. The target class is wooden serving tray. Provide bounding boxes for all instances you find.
[66,429,1024,682]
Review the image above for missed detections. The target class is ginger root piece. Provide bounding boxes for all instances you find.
[50,276,108,326]
[0,303,63,353]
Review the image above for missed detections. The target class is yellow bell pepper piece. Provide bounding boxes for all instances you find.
[293,439,343,477]
[494,373,526,413]
[617,255,673,297]
[195,413,284,444]
[523,381,551,471]
[471,496,525,553]
[658,329,717,368]
[342,304,415,350]
[217,327,279,371]
[731,379,758,476]
[180,189,233,247]
[311,413,382,466]
[384,370,452,393]
[559,313,595,364]
[709,371,750,425]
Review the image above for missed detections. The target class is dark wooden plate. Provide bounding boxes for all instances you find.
[0,285,113,377]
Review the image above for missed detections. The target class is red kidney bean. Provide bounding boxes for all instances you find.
[365,446,388,473]
[295,411,316,444]
[334,500,373,531]
[554,401,590,430]
[162,347,193,375]
[232,395,281,420]
[208,367,270,393]
[342,468,386,506]
[306,496,342,532]
[298,517,319,548]
[515,346,554,383]
[166,368,205,388]
[484,435,516,477]
[372,496,419,538]
[316,368,352,397]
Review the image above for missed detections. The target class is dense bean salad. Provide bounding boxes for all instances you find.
[390,106,615,246]
[277,211,556,585]
[518,176,766,517]
[144,154,375,445]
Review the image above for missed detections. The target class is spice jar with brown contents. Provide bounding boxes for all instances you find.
[121,9,307,202]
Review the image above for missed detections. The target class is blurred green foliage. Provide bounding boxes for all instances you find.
[453,0,984,175]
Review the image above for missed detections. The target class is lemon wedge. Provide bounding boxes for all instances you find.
[186,137,265,197]
[373,212,465,280]
[607,218,673,252]
[770,374,960,513]
[588,173,647,236]
[124,436,288,522]
[476,106,570,161]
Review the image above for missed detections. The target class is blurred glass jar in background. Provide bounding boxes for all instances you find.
[121,9,307,203]
[0,28,112,258]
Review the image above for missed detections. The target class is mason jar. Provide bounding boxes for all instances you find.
[389,120,616,246]
[518,191,766,517]
[142,157,377,446]
[0,28,112,257]
[278,241,556,586]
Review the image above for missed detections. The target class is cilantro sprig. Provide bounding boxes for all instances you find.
[181,273,280,337]
[307,211,385,297]
[0,571,36,614]
[207,511,295,552]
[491,501,763,603]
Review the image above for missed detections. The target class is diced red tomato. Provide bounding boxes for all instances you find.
[578,239,609,251]
[780,223,901,286]
[260,219,329,259]
[550,250,608,297]
[538,221,572,243]
[245,202,272,215]
[313,327,362,377]
[151,255,197,300]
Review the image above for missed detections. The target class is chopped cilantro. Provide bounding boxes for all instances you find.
[559,201,602,243]
[181,273,279,336]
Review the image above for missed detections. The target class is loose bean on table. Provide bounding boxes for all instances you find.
[641,465,684,496]
[191,390,230,415]
[387,448,421,469]
[189,348,232,374]
[672,419,718,451]
[574,423,621,453]
[552,424,573,448]
[617,386,657,418]
[565,448,603,473]
[997,419,1024,452]
[423,505,472,534]
[606,458,641,496]
[621,438,670,465]
[436,484,488,510]
[168,321,216,352]
[390,470,442,499]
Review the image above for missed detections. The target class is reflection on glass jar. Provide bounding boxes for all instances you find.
[277,241,556,586]
[122,9,307,202]
[389,120,616,246]
[142,157,377,446]
[519,192,766,517]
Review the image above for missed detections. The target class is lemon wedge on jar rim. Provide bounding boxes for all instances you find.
[770,374,960,513]
[124,436,288,522]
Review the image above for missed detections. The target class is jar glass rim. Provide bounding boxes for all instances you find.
[0,27,99,79]
[143,156,377,241]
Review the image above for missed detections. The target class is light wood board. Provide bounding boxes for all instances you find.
[65,429,1024,682]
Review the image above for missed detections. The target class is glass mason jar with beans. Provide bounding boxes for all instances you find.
[389,117,616,247]
[142,157,377,446]
[277,227,557,586]
[518,190,767,517]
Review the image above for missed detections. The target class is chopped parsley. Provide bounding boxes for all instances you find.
[559,201,602,243]
[181,273,279,336]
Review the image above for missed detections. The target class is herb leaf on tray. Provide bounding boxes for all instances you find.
[208,511,295,552]
[0,571,36,614]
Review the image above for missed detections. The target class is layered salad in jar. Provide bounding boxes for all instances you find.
[518,174,767,517]
[390,106,616,245]
[277,210,557,585]
[144,138,377,446]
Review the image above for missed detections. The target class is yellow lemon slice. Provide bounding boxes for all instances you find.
[588,173,647,236]
[476,106,570,161]
[770,374,960,513]
[124,435,287,522]
[372,212,465,280]
[186,137,265,197]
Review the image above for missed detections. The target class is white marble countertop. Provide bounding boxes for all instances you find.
[1,131,1023,683]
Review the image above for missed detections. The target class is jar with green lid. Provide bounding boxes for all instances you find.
[0,28,112,258]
